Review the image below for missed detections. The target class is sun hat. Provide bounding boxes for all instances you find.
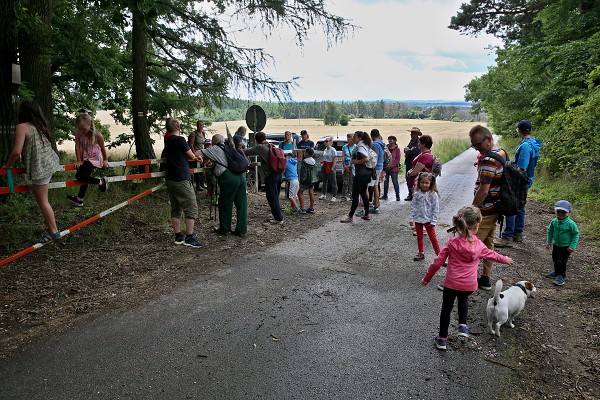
[554,200,572,213]
[407,127,422,135]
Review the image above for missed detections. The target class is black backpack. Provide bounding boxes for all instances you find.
[215,142,250,174]
[486,151,530,217]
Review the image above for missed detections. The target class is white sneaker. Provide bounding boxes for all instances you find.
[319,194,326,200]
[331,197,337,202]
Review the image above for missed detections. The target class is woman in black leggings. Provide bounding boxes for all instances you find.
[340,131,373,223]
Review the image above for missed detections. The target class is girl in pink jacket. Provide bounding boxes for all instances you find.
[422,205,513,350]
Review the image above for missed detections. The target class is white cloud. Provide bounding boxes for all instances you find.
[230,0,500,101]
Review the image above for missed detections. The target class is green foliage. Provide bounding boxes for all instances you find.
[339,114,349,126]
[323,101,341,125]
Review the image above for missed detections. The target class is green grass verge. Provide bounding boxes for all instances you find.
[433,137,472,163]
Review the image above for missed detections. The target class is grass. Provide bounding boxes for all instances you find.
[432,137,472,163]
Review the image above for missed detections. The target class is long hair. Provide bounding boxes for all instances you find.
[355,131,372,147]
[17,101,51,143]
[447,205,482,241]
[75,113,97,145]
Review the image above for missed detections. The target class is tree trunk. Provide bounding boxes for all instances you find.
[0,0,18,166]
[18,0,56,150]
[131,3,155,161]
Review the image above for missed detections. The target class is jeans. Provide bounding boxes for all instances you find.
[383,170,399,198]
[502,209,525,238]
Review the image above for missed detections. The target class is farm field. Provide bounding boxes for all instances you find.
[57,111,484,156]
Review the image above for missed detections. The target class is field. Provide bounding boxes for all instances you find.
[56,111,483,156]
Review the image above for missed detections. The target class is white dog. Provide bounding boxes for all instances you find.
[486,280,537,337]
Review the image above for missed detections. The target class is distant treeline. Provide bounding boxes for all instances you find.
[207,98,486,123]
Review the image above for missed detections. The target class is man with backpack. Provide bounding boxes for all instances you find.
[245,131,284,224]
[495,120,542,247]
[469,125,509,291]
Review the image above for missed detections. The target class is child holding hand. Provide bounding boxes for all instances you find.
[422,205,513,351]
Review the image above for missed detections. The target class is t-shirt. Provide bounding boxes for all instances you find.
[412,151,434,172]
[475,148,507,216]
[342,144,356,166]
[322,147,337,163]
[353,142,371,176]
[165,135,192,182]
[297,139,314,150]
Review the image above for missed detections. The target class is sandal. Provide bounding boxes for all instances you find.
[39,231,61,244]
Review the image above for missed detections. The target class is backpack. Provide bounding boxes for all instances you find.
[359,144,377,169]
[383,148,392,168]
[299,160,314,185]
[431,155,442,177]
[267,144,286,173]
[215,142,250,174]
[486,151,530,217]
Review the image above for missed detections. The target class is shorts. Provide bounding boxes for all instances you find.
[31,175,53,185]
[287,179,299,199]
[476,213,499,249]
[368,169,383,187]
[166,179,198,220]
[299,183,313,191]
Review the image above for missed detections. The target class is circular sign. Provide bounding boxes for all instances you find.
[245,105,266,132]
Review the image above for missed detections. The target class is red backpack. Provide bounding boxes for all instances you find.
[267,144,287,173]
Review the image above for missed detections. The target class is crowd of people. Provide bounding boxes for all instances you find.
[2,103,581,352]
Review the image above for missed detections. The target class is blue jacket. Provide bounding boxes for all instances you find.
[515,137,542,188]
[284,157,299,180]
[373,139,386,170]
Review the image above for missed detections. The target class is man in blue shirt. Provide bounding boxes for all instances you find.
[341,133,356,201]
[495,120,542,247]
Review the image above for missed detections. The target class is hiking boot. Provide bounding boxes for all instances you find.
[413,253,425,261]
[340,216,354,223]
[67,195,84,207]
[546,271,557,279]
[434,336,447,350]
[554,275,565,286]
[361,214,372,221]
[174,232,185,245]
[512,232,523,243]
[494,237,513,248]
[99,177,108,192]
[184,234,204,248]
[306,208,315,214]
[478,275,492,291]
[457,324,470,338]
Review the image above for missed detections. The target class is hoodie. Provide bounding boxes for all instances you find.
[373,139,386,170]
[300,156,318,184]
[515,137,542,187]
[284,157,299,180]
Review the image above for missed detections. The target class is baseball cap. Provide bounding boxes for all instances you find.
[516,120,532,133]
[554,200,572,213]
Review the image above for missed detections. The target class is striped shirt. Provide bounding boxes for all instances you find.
[475,148,507,216]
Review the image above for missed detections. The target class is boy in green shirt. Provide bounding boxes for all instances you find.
[546,200,579,286]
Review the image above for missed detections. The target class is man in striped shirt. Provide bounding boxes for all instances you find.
[469,125,508,291]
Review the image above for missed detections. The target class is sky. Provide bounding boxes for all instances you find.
[232,0,501,102]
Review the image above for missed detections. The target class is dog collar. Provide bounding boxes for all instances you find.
[513,283,528,295]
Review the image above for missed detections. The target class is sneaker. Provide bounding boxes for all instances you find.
[174,232,185,244]
[356,210,365,217]
[291,207,302,214]
[370,207,380,214]
[494,237,513,248]
[268,219,284,225]
[306,208,315,214]
[341,196,348,202]
[361,214,372,221]
[478,275,492,291]
[330,197,337,203]
[457,324,470,338]
[99,177,108,192]
[396,197,400,201]
[554,275,565,286]
[512,232,523,243]
[340,216,354,223]
[414,253,425,261]
[184,234,204,248]
[436,284,444,291]
[404,195,413,201]
[66,195,84,207]
[380,195,388,200]
[434,336,447,350]
[300,208,307,214]
[318,194,326,200]
[546,271,557,279]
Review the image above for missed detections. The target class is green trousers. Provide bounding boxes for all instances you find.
[217,169,248,235]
